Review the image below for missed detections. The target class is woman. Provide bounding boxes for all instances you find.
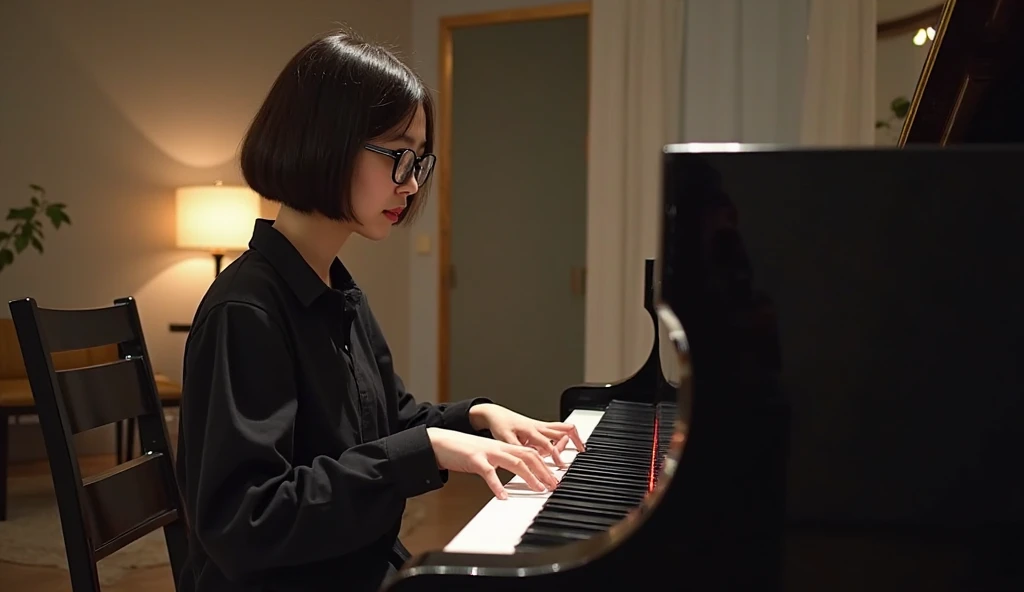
[175,30,584,592]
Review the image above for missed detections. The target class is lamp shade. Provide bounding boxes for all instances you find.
[175,185,261,252]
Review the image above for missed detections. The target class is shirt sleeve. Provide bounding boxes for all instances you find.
[177,301,443,582]
[394,371,491,434]
[361,301,491,435]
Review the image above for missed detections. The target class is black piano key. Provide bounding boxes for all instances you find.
[540,511,622,528]
[514,399,680,553]
[553,484,644,500]
[532,513,617,531]
[542,499,634,518]
[520,525,593,542]
[555,471,646,485]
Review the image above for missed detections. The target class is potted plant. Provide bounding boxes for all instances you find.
[876,95,912,141]
[0,184,72,274]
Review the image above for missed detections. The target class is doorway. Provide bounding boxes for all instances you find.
[438,3,589,421]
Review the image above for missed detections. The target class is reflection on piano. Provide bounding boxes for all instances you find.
[383,2,1024,589]
[899,0,1024,146]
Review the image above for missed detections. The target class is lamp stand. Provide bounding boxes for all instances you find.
[170,253,224,334]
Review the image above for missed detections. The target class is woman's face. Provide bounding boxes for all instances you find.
[346,104,427,241]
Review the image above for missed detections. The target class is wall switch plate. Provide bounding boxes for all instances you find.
[415,234,431,254]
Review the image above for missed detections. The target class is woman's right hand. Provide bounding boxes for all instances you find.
[426,427,559,499]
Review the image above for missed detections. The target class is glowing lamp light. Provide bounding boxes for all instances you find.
[175,183,261,276]
[913,26,936,46]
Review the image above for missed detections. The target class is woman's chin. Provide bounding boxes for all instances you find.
[354,224,392,242]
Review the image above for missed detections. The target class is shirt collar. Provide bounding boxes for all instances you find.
[248,218,358,308]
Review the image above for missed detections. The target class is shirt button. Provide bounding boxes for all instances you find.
[343,344,349,352]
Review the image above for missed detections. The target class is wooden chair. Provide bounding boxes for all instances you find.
[8,296,188,591]
[0,317,182,521]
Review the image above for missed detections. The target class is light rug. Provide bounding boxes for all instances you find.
[0,473,428,586]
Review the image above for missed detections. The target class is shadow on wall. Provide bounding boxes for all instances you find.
[0,2,247,381]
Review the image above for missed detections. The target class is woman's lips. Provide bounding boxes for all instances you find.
[383,208,403,223]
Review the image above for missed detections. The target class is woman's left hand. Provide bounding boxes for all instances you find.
[469,404,585,468]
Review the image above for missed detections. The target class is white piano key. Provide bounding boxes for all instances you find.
[442,409,606,555]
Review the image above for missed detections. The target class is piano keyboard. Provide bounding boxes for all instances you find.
[516,400,676,552]
[443,400,676,555]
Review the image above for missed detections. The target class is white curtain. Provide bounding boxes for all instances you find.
[800,0,877,145]
[585,0,686,383]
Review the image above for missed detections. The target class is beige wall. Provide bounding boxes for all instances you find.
[0,0,414,459]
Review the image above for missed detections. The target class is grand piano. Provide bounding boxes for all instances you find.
[383,1,1024,589]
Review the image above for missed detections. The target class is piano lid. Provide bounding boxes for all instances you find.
[899,0,1024,145]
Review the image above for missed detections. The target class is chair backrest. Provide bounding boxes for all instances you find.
[8,296,188,591]
[1,317,119,380]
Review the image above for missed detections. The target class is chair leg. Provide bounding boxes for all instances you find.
[1,411,9,521]
[126,417,136,461]
[115,420,123,464]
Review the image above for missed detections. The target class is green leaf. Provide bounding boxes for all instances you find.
[28,184,45,195]
[31,196,39,207]
[31,237,43,253]
[45,203,70,227]
[0,231,9,241]
[875,120,889,129]
[13,233,29,253]
[0,248,12,266]
[7,207,35,221]
[891,96,911,119]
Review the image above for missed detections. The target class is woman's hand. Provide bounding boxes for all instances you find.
[426,428,558,499]
[468,403,585,468]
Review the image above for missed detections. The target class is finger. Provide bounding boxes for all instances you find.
[526,441,562,469]
[539,425,585,453]
[492,429,519,447]
[511,445,559,490]
[535,431,566,468]
[524,430,564,468]
[493,451,548,492]
[562,424,586,452]
[479,467,507,500]
[554,434,570,453]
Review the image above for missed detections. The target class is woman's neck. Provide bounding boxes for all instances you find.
[272,206,351,286]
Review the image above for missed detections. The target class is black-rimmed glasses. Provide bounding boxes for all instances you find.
[365,144,436,186]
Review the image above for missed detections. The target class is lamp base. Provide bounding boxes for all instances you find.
[213,252,224,277]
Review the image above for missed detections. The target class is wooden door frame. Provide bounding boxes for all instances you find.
[437,1,591,402]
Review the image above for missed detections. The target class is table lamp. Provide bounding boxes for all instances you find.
[175,183,261,277]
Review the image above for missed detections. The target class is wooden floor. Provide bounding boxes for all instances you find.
[0,455,494,591]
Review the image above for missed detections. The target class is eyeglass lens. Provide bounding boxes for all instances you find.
[395,151,435,185]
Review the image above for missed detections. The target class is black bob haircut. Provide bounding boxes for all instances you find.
[240,30,434,226]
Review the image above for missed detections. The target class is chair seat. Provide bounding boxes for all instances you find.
[0,374,182,409]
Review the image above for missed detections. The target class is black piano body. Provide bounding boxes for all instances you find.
[681,144,1024,590]
[383,1,1024,589]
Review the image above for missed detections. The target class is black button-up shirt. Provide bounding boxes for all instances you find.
[175,219,489,592]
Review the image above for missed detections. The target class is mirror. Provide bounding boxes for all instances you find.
[875,3,944,145]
